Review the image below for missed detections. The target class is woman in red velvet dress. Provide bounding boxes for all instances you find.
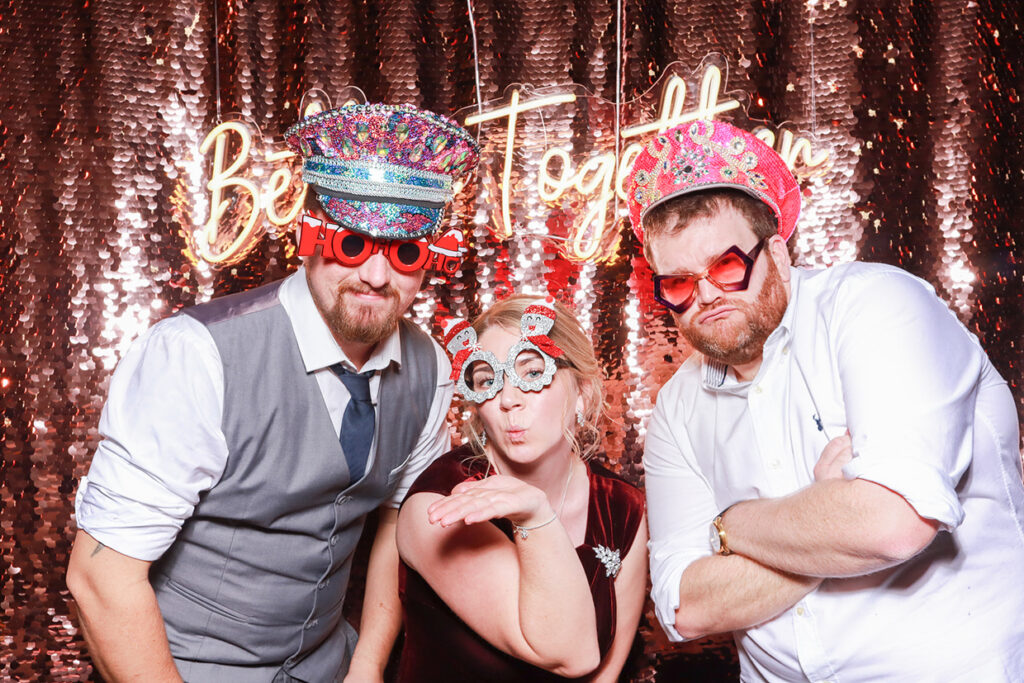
[396,295,648,681]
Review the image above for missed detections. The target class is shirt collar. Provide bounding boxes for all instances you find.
[278,267,403,375]
[699,266,804,391]
[775,265,803,339]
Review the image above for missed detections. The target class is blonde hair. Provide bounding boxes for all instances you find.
[462,294,605,461]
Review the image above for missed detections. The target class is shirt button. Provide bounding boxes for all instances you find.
[796,607,806,616]
[336,495,349,506]
[305,618,319,630]
[782,346,790,355]
[754,385,764,394]
[318,579,330,590]
[330,535,338,546]
[769,460,782,470]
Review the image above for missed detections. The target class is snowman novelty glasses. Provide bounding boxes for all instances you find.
[443,299,567,404]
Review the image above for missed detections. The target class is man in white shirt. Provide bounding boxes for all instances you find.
[626,119,1024,681]
[66,103,480,682]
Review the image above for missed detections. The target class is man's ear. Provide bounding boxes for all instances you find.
[767,234,792,283]
[644,235,662,274]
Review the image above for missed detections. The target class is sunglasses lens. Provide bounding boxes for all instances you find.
[390,241,428,272]
[334,232,372,266]
[657,276,696,311]
[707,252,748,285]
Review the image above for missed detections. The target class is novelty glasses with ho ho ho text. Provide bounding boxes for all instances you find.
[296,212,465,274]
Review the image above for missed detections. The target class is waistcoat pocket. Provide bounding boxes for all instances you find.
[160,577,254,623]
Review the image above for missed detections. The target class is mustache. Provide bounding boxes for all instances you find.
[335,281,399,300]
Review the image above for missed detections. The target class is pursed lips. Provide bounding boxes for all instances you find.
[505,425,527,442]
[697,306,736,324]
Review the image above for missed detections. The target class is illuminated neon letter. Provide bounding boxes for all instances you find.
[199,122,260,263]
[465,90,578,238]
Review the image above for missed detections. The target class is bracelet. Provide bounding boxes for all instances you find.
[512,512,558,540]
[510,459,575,540]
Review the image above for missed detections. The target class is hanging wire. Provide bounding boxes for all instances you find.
[809,2,817,137]
[466,0,485,122]
[613,0,624,226]
[213,1,222,122]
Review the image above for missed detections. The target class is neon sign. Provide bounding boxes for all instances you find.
[464,61,830,261]
[183,94,337,266]
[191,121,306,264]
[189,60,831,266]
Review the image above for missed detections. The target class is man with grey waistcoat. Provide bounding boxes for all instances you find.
[67,103,481,682]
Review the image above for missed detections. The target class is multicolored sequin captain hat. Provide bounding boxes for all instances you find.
[625,119,801,243]
[285,102,480,240]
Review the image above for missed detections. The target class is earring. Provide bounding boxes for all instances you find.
[576,410,585,427]
[478,431,488,448]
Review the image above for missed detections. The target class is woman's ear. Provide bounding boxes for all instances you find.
[575,381,590,420]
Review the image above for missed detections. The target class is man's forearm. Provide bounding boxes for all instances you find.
[67,532,182,682]
[344,508,403,682]
[724,478,939,578]
[673,553,820,639]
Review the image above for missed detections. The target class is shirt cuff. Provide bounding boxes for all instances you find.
[843,456,965,531]
[650,549,702,642]
[74,477,183,561]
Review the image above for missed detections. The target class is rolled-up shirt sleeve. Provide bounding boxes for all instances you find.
[385,340,453,508]
[644,386,718,642]
[834,270,983,530]
[74,314,229,561]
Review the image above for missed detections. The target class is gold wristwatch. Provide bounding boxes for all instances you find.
[709,512,733,556]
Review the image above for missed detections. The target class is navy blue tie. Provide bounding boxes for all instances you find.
[330,364,376,484]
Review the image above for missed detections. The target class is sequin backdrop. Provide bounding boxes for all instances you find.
[1,0,1021,680]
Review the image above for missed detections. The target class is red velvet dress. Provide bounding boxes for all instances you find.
[397,445,645,682]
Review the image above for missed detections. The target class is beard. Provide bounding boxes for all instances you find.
[313,281,403,345]
[675,258,788,367]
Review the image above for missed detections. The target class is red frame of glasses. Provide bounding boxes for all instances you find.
[296,212,464,275]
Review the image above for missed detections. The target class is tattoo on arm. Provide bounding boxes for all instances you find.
[90,541,106,558]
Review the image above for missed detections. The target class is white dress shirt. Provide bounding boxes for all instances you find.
[645,262,1024,682]
[75,268,453,561]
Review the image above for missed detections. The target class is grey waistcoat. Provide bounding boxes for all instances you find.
[150,280,437,682]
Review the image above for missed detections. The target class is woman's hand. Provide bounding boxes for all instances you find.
[427,475,554,529]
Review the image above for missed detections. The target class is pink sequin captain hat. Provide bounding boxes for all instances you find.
[285,102,480,240]
[625,119,801,243]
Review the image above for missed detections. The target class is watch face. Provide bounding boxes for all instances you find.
[709,521,721,553]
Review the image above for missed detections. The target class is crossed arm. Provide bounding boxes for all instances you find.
[657,434,939,640]
[670,482,938,639]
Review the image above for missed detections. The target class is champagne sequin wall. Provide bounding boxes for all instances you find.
[2,1,1021,680]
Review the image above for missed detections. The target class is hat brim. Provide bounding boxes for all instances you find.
[319,194,444,240]
[639,181,799,242]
